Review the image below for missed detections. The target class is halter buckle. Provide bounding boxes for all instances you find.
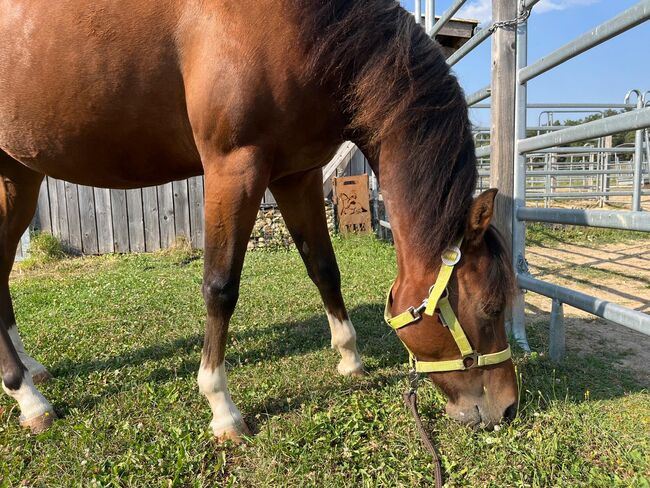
[462,352,480,369]
[407,306,421,321]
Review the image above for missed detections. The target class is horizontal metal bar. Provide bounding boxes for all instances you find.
[526,191,643,198]
[472,103,636,109]
[477,125,586,132]
[527,169,636,176]
[518,108,650,153]
[466,86,491,106]
[528,147,636,154]
[379,220,392,229]
[520,1,650,83]
[429,0,466,37]
[518,274,650,337]
[447,26,492,66]
[475,145,491,158]
[517,207,650,231]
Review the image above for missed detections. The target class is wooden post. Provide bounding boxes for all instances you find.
[489,0,518,250]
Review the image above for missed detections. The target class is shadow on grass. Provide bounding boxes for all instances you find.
[50,303,404,380]
[48,302,646,419]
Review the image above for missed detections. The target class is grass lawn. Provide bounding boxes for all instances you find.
[1,236,648,487]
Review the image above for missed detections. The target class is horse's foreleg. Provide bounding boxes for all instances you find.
[270,169,364,376]
[0,158,55,432]
[198,149,270,442]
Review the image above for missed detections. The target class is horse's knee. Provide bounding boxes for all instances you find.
[310,258,341,293]
[202,275,239,313]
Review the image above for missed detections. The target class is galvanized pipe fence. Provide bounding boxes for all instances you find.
[380,0,650,358]
[511,0,650,355]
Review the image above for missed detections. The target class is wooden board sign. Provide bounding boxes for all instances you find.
[333,174,371,235]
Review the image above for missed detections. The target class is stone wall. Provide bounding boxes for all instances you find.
[247,202,336,250]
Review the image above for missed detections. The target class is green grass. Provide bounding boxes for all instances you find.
[2,236,649,487]
[526,222,650,247]
[19,232,69,269]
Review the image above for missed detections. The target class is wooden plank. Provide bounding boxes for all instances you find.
[350,149,366,176]
[55,179,70,246]
[126,189,145,252]
[15,236,23,260]
[489,0,517,249]
[142,186,161,252]
[172,179,191,239]
[188,176,205,249]
[262,189,276,207]
[34,179,52,232]
[78,185,99,254]
[94,188,114,254]
[111,189,130,252]
[157,183,176,248]
[47,178,60,236]
[65,182,83,252]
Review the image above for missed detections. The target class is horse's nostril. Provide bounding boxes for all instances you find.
[503,402,517,422]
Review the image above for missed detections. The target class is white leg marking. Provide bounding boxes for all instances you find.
[197,361,245,437]
[2,373,54,422]
[325,311,364,375]
[8,325,48,378]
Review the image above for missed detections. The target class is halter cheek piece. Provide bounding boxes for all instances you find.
[384,238,512,373]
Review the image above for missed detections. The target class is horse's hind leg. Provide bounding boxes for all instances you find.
[270,169,364,376]
[0,153,55,432]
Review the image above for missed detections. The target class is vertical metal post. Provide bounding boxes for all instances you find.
[425,0,435,34]
[512,0,531,352]
[549,299,565,362]
[625,91,644,211]
[415,0,422,25]
[544,154,550,208]
[645,128,650,187]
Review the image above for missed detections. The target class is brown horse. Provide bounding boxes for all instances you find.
[0,0,517,439]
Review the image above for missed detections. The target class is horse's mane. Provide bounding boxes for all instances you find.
[297,0,478,267]
[484,226,516,311]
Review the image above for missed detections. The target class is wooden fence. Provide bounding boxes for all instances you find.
[16,143,371,258]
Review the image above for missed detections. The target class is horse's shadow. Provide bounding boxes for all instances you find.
[48,302,647,420]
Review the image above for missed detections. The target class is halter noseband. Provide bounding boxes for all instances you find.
[384,238,512,373]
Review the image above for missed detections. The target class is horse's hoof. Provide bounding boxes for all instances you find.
[337,360,366,377]
[20,410,57,434]
[214,421,251,444]
[31,370,53,385]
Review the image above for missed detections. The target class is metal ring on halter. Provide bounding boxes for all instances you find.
[441,245,461,266]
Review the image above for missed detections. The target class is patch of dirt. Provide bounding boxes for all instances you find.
[525,240,650,386]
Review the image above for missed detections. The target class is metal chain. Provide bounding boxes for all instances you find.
[489,6,532,33]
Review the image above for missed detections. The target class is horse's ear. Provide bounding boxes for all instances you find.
[465,188,498,246]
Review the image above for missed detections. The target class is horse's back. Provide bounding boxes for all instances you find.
[0,0,202,187]
[0,0,344,188]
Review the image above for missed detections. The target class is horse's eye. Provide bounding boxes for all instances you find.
[481,302,502,317]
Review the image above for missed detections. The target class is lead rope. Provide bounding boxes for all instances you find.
[403,369,443,488]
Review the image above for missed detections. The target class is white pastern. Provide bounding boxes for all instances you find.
[197,361,245,437]
[2,373,53,422]
[8,325,49,378]
[325,311,364,375]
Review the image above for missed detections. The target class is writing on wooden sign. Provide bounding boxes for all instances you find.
[333,174,371,235]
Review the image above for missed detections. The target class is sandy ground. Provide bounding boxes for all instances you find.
[524,239,650,386]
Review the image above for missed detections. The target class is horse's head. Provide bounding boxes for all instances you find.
[387,189,518,429]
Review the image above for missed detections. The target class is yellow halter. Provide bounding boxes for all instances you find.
[384,238,512,373]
